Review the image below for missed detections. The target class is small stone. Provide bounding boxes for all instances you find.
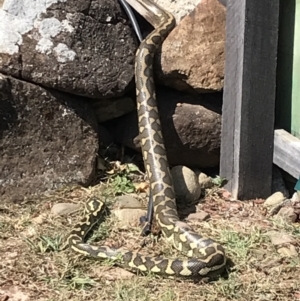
[26,226,37,238]
[276,207,297,223]
[114,195,142,208]
[186,211,210,221]
[291,192,300,203]
[51,203,81,216]
[198,172,213,189]
[113,208,147,227]
[171,165,201,206]
[277,245,298,257]
[267,231,295,246]
[264,192,286,208]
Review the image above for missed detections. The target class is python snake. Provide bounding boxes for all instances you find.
[67,0,226,278]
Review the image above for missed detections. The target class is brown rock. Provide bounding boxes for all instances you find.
[158,0,226,93]
[0,74,98,202]
[106,87,222,168]
[0,0,136,99]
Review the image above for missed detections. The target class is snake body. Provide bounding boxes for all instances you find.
[67,0,226,278]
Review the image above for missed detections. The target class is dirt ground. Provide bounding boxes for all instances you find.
[0,170,299,301]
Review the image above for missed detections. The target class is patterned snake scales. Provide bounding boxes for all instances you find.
[67,0,226,278]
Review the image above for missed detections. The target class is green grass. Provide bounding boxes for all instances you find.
[219,227,265,261]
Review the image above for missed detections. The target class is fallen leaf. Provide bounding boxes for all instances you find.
[134,182,149,192]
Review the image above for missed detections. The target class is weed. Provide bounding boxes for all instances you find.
[24,235,63,253]
[66,271,96,290]
[220,227,264,261]
[105,162,141,195]
[212,175,227,187]
[111,174,136,194]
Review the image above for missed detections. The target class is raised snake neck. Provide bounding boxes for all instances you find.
[67,0,226,278]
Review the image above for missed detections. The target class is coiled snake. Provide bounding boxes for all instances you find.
[67,0,226,278]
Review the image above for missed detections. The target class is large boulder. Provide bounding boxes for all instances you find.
[157,0,226,93]
[0,0,137,99]
[0,74,99,202]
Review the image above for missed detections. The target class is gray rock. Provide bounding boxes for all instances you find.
[106,87,222,168]
[263,192,286,209]
[171,100,221,168]
[92,97,135,123]
[51,203,81,216]
[171,165,201,205]
[0,75,98,202]
[0,0,136,99]
[197,172,213,189]
[291,192,300,203]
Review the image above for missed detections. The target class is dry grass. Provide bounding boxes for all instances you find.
[1,177,300,301]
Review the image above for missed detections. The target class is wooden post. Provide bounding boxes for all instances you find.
[220,0,280,200]
[276,0,300,139]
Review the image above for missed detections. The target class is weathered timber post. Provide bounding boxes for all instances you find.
[220,0,280,199]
